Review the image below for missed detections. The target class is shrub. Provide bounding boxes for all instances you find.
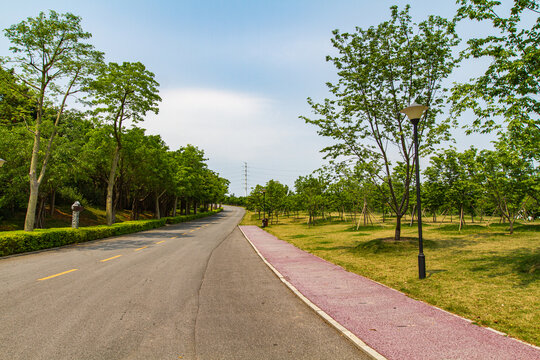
[0,208,222,257]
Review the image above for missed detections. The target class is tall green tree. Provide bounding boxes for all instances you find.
[202,170,229,210]
[452,0,540,160]
[264,179,288,224]
[423,147,484,228]
[302,6,459,239]
[295,174,327,225]
[480,138,538,233]
[88,61,160,225]
[3,11,103,231]
[247,184,265,219]
[173,145,208,215]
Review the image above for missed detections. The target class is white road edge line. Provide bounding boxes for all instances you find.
[238,226,387,360]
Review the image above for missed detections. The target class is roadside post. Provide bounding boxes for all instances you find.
[71,201,84,229]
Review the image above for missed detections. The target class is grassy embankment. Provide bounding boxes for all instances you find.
[0,206,221,256]
[0,205,155,231]
[241,211,540,346]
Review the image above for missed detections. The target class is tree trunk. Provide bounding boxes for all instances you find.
[23,107,44,232]
[106,146,121,225]
[131,197,137,220]
[24,180,40,231]
[50,190,56,216]
[394,214,402,240]
[363,201,367,226]
[509,218,515,234]
[172,196,178,217]
[154,190,166,219]
[410,205,416,227]
[459,205,464,231]
[155,194,160,219]
[36,197,46,229]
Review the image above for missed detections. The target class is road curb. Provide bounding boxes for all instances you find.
[238,226,387,360]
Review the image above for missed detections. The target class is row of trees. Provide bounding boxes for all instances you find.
[0,11,228,230]
[241,1,540,237]
[0,113,228,226]
[244,139,539,234]
[295,2,539,239]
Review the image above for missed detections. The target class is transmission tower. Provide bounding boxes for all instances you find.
[243,162,248,197]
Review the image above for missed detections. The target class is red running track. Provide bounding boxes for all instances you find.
[240,225,540,360]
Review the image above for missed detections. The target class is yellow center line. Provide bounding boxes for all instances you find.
[135,246,148,251]
[182,233,187,235]
[100,255,122,262]
[156,240,165,244]
[38,269,78,281]
[189,229,195,232]
[170,236,177,239]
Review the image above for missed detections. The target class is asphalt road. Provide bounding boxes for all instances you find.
[0,206,367,359]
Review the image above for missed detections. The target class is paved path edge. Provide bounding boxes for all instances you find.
[238,226,387,360]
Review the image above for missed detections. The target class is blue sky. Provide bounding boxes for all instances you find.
[1,0,498,196]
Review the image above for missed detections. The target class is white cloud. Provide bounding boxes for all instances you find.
[145,88,278,155]
[143,87,329,195]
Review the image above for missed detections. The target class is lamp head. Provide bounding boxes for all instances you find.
[400,102,428,123]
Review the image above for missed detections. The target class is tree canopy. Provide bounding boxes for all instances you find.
[302,5,460,239]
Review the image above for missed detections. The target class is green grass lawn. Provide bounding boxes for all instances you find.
[241,211,540,346]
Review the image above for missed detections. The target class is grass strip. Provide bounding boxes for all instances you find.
[241,211,540,346]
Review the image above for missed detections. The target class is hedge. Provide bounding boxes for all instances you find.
[0,208,222,257]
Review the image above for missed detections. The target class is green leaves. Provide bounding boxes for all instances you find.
[302,5,460,237]
[0,10,232,230]
[88,62,161,126]
[3,10,103,96]
[452,0,540,160]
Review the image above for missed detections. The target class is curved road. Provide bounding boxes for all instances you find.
[0,206,367,359]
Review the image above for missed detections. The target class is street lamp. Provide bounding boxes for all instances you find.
[0,159,5,168]
[400,102,428,279]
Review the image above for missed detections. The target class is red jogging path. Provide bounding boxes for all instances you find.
[239,225,540,360]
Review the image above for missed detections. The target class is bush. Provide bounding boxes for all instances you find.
[0,208,222,257]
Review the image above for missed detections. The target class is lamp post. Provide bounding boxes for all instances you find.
[400,102,428,279]
[0,159,5,167]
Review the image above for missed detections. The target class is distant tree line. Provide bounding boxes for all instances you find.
[244,142,539,234]
[0,11,228,230]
